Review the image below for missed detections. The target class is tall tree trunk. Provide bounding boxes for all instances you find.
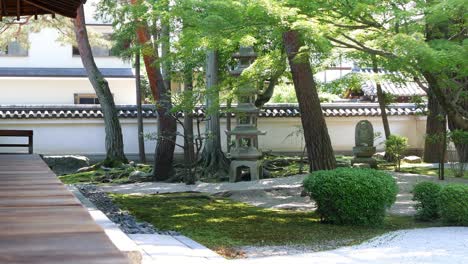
[74,5,127,166]
[199,50,229,178]
[372,57,391,139]
[183,69,196,184]
[135,49,146,163]
[153,11,177,181]
[131,0,158,100]
[423,89,446,163]
[448,98,468,162]
[130,0,176,180]
[183,70,195,165]
[283,30,336,171]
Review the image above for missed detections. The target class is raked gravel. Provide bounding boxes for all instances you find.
[231,227,468,264]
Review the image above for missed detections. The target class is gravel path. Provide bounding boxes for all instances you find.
[231,227,468,264]
[98,174,307,194]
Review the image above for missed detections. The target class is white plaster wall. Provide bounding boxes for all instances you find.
[0,77,136,105]
[0,27,130,69]
[0,116,427,155]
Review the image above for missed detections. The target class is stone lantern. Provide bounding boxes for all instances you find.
[227,46,266,182]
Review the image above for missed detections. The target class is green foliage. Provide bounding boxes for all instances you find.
[321,73,363,96]
[270,83,297,103]
[270,83,339,103]
[303,168,398,226]
[437,184,468,226]
[449,130,468,145]
[111,192,432,255]
[385,135,409,171]
[412,182,442,221]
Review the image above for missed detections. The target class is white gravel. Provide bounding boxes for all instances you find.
[98,174,307,195]
[231,227,468,264]
[97,175,468,263]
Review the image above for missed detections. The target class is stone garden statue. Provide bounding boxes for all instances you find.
[352,120,377,168]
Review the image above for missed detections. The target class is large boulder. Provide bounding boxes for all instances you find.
[43,155,90,175]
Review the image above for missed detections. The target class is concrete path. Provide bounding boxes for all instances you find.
[130,234,222,264]
[70,185,222,264]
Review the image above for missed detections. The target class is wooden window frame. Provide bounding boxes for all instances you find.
[74,93,100,105]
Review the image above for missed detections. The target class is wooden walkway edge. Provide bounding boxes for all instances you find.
[0,154,129,264]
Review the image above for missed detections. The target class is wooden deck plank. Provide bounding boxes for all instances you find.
[0,154,128,264]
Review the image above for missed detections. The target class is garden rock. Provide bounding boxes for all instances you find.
[128,171,152,182]
[403,156,422,164]
[353,163,371,168]
[373,152,386,159]
[77,166,95,173]
[43,155,90,175]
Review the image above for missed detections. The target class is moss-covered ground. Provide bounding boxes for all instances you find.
[59,165,152,184]
[110,192,439,257]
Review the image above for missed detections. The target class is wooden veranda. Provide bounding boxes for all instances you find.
[0,2,128,263]
[0,154,128,264]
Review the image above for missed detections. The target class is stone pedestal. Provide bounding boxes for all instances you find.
[351,157,377,168]
[352,120,377,168]
[229,160,262,182]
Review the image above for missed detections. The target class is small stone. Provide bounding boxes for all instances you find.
[403,156,422,164]
[128,170,152,182]
[373,152,386,159]
[101,166,112,171]
[129,161,135,167]
[77,166,95,173]
[353,163,371,168]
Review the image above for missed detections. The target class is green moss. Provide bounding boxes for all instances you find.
[59,170,101,184]
[379,164,468,179]
[110,193,438,254]
[59,164,152,184]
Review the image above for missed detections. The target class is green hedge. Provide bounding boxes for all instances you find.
[412,182,442,221]
[303,168,398,226]
[438,184,468,226]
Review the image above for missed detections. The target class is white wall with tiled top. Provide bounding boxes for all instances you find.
[0,116,427,157]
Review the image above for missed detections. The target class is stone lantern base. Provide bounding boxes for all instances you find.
[229,160,263,182]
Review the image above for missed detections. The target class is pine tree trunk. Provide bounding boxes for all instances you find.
[183,69,196,184]
[372,58,391,139]
[283,30,336,171]
[153,15,177,181]
[74,5,127,166]
[131,0,158,100]
[183,70,195,166]
[424,89,446,163]
[135,49,146,163]
[199,50,229,178]
[448,98,468,162]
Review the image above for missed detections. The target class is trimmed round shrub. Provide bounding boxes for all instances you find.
[303,168,398,226]
[437,184,468,226]
[412,182,442,221]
